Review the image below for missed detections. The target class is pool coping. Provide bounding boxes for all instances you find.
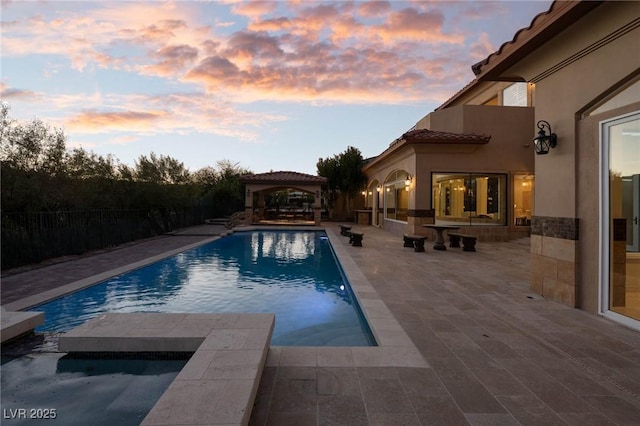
[3,225,428,369]
[58,312,274,426]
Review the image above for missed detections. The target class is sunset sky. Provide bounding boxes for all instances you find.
[1,0,552,175]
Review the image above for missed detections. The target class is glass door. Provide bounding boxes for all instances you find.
[603,112,640,325]
[622,174,639,251]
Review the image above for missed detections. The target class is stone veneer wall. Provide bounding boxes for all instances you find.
[530,216,579,307]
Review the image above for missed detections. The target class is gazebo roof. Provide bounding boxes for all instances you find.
[240,171,327,185]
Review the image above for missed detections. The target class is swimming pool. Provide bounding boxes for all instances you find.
[1,351,187,425]
[31,230,376,346]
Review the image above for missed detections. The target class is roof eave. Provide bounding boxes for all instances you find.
[473,1,603,82]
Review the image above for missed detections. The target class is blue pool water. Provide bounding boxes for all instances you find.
[1,353,186,425]
[32,230,375,346]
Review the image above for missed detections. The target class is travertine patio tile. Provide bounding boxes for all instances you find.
[175,349,216,381]
[317,367,361,396]
[200,328,250,350]
[368,412,421,425]
[411,396,469,425]
[465,413,520,425]
[318,395,368,425]
[316,346,354,367]
[497,395,568,425]
[265,346,281,366]
[373,328,414,347]
[279,346,317,366]
[202,349,263,380]
[360,376,414,414]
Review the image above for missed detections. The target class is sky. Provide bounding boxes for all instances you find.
[1,0,553,175]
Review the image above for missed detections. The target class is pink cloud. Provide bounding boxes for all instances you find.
[225,31,283,59]
[231,1,278,19]
[358,1,392,18]
[141,44,199,77]
[66,110,167,133]
[377,7,464,44]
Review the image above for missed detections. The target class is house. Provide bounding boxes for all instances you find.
[363,0,640,329]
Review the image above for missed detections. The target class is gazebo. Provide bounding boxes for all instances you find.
[240,171,327,226]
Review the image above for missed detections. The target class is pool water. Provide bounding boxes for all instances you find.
[32,230,375,346]
[1,352,187,425]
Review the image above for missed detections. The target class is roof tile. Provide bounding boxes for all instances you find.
[240,171,327,184]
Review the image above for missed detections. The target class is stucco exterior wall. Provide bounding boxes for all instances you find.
[500,1,640,310]
[507,1,640,219]
[364,105,534,237]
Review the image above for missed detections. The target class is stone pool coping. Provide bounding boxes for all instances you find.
[0,307,44,343]
[2,225,427,369]
[58,312,274,426]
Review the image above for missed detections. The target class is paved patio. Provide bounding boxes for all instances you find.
[2,223,640,425]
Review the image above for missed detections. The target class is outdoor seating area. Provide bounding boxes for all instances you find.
[448,233,478,252]
[403,234,426,252]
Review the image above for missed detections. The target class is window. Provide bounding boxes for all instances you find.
[513,175,534,226]
[432,173,507,225]
[503,82,527,107]
[384,170,409,222]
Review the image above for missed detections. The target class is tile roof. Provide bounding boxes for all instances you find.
[364,129,490,171]
[401,129,490,144]
[240,171,327,184]
[471,1,602,81]
[438,1,602,110]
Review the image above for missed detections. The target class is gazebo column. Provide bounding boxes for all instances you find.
[244,186,254,225]
[313,187,322,226]
[257,191,265,221]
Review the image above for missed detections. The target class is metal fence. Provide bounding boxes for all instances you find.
[1,208,207,271]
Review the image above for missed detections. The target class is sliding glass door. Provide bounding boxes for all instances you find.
[602,112,640,326]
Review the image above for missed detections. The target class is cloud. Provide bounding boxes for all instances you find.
[140,44,199,77]
[376,7,464,44]
[2,0,506,136]
[0,82,41,101]
[231,1,278,19]
[358,1,392,18]
[66,110,167,133]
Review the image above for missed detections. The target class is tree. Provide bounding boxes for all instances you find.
[134,152,191,184]
[0,102,67,176]
[202,160,252,217]
[317,146,367,220]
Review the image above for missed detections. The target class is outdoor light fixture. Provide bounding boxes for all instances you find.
[246,188,251,197]
[533,120,557,155]
[377,185,381,192]
[405,174,412,186]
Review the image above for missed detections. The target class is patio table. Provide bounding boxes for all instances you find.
[422,224,460,250]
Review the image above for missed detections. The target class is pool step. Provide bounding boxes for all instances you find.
[0,308,45,343]
[58,312,274,426]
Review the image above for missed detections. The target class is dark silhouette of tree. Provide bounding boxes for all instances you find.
[317,146,367,220]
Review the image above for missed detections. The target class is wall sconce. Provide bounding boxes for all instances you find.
[404,174,412,186]
[361,190,366,196]
[376,185,381,192]
[246,188,251,197]
[533,120,557,155]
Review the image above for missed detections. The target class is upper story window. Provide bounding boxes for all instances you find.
[503,82,528,107]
